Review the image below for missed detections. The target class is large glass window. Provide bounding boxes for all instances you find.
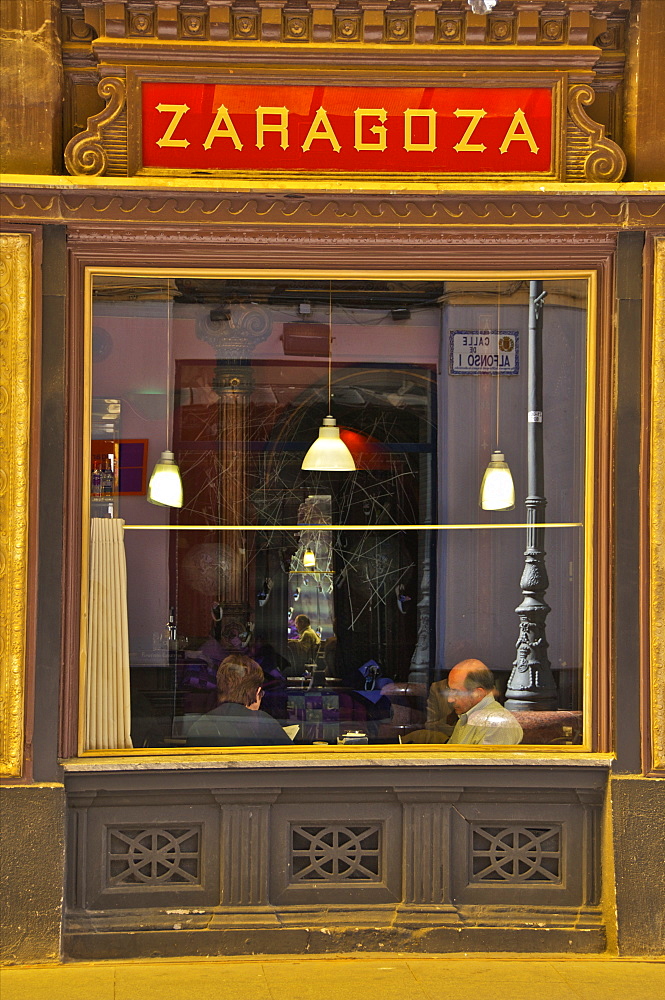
[85,272,591,752]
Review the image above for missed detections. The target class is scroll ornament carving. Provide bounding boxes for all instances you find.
[0,234,31,777]
[567,84,626,182]
[197,305,272,358]
[64,77,127,177]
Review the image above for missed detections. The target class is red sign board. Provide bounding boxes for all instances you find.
[141,82,553,175]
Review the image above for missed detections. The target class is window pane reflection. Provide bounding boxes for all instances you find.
[89,275,588,750]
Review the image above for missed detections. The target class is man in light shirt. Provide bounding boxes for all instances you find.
[444,659,523,746]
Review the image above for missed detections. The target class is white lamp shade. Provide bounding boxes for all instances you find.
[479,450,515,511]
[147,450,183,508]
[301,416,356,472]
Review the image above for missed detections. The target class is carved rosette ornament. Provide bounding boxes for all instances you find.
[566,84,626,182]
[64,77,127,177]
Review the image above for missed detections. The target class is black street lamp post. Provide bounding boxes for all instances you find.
[505,280,558,712]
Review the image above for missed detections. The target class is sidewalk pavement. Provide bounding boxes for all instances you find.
[2,955,664,1000]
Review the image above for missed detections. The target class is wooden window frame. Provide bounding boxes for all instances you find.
[60,227,615,760]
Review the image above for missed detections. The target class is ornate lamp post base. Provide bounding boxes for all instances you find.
[505,596,558,712]
[505,281,558,713]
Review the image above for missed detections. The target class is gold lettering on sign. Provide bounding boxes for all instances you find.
[499,108,539,154]
[301,108,342,153]
[404,109,437,152]
[354,109,387,152]
[203,105,243,151]
[453,109,487,153]
[256,107,289,150]
[155,104,190,148]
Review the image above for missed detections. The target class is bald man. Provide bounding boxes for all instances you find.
[435,658,523,746]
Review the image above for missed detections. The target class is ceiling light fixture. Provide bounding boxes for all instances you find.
[302,548,316,569]
[148,277,183,507]
[301,282,356,472]
[479,282,515,511]
[480,450,515,511]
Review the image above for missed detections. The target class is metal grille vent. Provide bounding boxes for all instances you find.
[291,824,381,882]
[106,826,201,887]
[470,825,562,883]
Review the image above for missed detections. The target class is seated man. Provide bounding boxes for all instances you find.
[288,614,320,672]
[423,680,457,741]
[186,654,292,747]
[443,658,523,746]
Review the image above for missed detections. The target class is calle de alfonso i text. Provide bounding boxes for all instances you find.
[449,331,520,375]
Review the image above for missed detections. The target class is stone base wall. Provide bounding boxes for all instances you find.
[0,785,65,965]
[611,776,665,956]
[63,763,607,959]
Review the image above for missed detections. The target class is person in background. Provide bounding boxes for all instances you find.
[288,614,320,672]
[186,654,292,747]
[444,659,523,745]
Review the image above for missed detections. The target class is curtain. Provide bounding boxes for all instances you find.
[85,517,133,750]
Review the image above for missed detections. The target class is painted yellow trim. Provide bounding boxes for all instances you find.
[122,523,583,531]
[601,777,618,954]
[651,238,665,771]
[610,774,665,781]
[0,782,65,789]
[86,266,596,280]
[77,268,93,757]
[584,270,597,752]
[2,172,664,197]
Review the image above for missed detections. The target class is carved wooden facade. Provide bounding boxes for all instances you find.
[60,0,628,182]
[60,0,631,50]
[2,0,664,965]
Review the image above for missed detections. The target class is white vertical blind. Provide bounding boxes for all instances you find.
[85,518,133,750]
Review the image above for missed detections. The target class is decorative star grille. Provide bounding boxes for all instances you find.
[107,826,201,886]
[470,825,562,883]
[291,824,381,882]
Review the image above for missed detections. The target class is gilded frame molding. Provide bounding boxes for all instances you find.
[77,263,600,758]
[650,237,665,772]
[0,233,32,777]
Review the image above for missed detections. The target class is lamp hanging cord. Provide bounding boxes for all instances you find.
[167,276,172,452]
[496,282,501,451]
[328,280,333,414]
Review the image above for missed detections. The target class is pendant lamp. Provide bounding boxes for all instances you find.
[480,450,515,510]
[301,282,356,473]
[302,548,316,569]
[479,283,514,511]
[148,449,183,508]
[302,416,356,472]
[148,278,183,507]
[302,547,316,569]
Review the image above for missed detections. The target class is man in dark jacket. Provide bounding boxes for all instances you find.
[186,654,292,747]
